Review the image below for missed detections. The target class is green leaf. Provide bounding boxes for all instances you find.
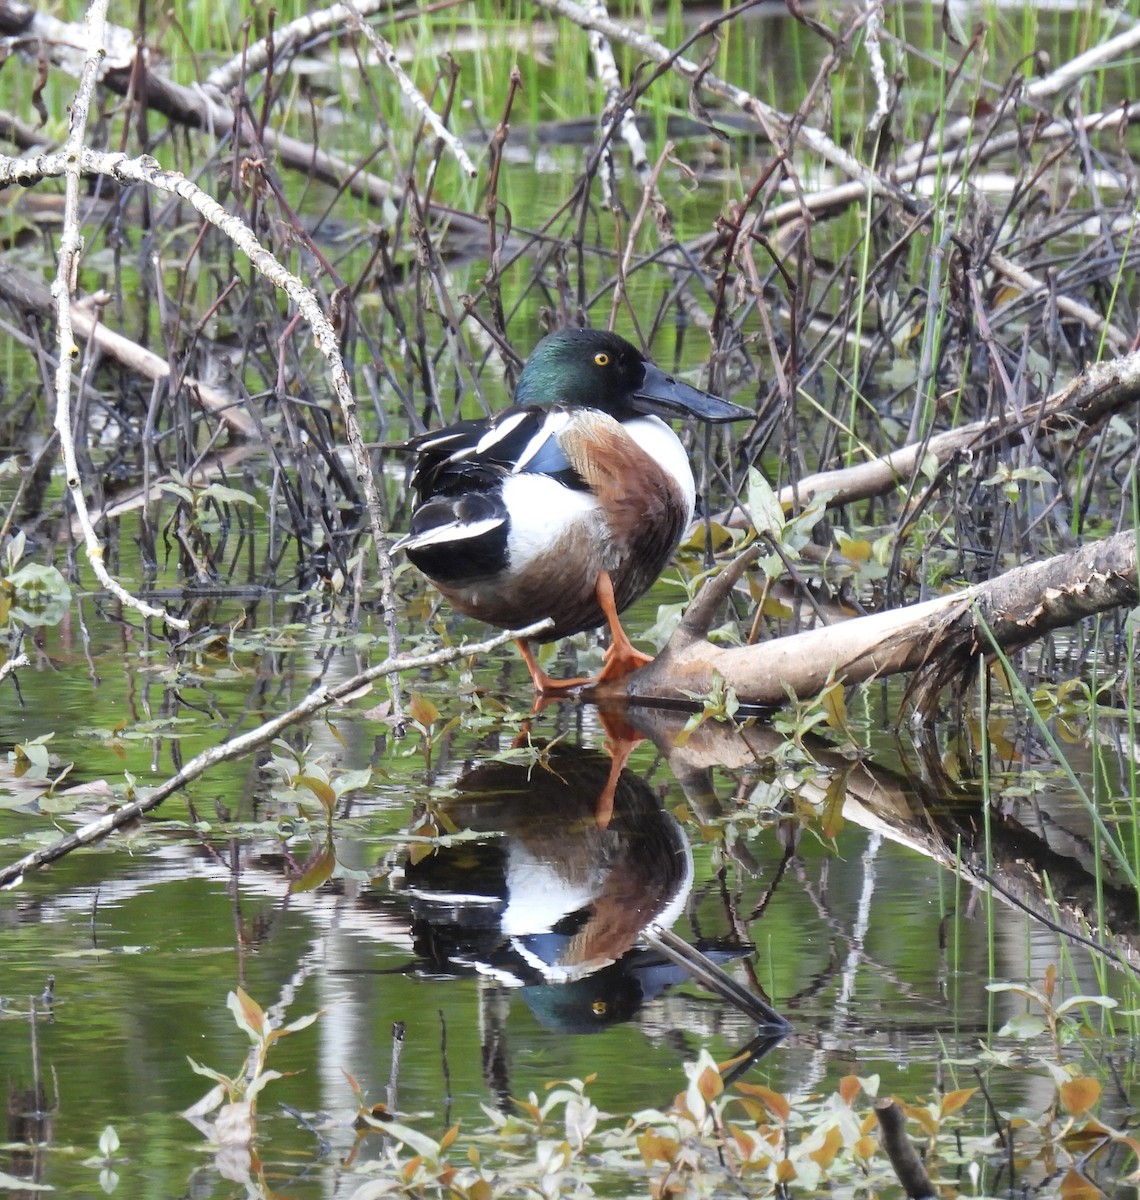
[5,528,26,572]
[1011,465,1056,485]
[280,1010,321,1036]
[381,1120,443,1161]
[245,1069,283,1102]
[294,775,337,815]
[5,563,71,627]
[782,491,831,553]
[292,846,336,893]
[409,693,439,728]
[203,484,262,508]
[158,482,195,503]
[746,468,785,538]
[1055,994,1118,1016]
[998,1012,1047,1039]
[332,768,373,796]
[187,1057,234,1089]
[987,982,1048,1005]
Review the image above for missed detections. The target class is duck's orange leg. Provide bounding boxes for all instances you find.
[594,571,654,684]
[515,573,651,693]
[515,639,593,695]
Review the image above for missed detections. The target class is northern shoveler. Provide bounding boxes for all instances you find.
[394,328,751,692]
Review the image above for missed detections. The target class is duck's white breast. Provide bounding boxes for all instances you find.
[620,415,696,521]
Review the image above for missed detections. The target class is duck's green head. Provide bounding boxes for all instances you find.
[514,329,751,423]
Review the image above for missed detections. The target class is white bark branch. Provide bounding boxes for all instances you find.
[49,0,188,630]
[712,348,1140,522]
[346,2,477,179]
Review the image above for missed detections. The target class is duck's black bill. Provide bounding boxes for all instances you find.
[633,363,752,423]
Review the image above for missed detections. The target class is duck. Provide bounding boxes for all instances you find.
[394,328,751,692]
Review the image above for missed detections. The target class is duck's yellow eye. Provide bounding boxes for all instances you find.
[594,352,610,367]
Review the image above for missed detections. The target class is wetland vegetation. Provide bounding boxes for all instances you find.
[2,0,1140,1196]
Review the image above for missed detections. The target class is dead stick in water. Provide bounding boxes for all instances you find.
[874,1098,936,1199]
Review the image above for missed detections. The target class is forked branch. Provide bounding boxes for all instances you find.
[604,529,1138,716]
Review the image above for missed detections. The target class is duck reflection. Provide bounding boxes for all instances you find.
[390,742,732,1032]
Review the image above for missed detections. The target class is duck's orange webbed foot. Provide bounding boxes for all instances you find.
[593,571,653,685]
[515,573,653,694]
[596,628,654,683]
[516,639,593,696]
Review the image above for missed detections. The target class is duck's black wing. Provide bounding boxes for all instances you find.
[395,406,590,582]
[407,406,587,499]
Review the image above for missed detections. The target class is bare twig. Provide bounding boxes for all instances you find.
[50,1,188,631]
[0,264,256,440]
[990,250,1131,354]
[862,0,890,135]
[346,2,477,179]
[714,348,1140,522]
[0,143,409,695]
[0,2,486,239]
[874,1099,936,1199]
[205,0,394,93]
[0,653,30,685]
[898,20,1140,167]
[532,0,921,213]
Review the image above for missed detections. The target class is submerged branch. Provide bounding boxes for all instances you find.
[874,1100,937,1200]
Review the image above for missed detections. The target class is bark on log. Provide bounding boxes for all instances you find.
[602,529,1139,714]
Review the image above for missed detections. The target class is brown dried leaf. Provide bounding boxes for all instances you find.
[735,1082,790,1123]
[1059,1076,1101,1116]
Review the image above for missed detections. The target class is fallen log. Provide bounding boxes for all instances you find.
[602,529,1138,716]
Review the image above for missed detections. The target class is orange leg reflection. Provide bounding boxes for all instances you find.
[593,705,643,830]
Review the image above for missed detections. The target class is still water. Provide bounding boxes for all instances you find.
[2,1,1140,1195]
[2,594,1135,1195]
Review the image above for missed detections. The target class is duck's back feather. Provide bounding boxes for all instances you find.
[409,406,587,496]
